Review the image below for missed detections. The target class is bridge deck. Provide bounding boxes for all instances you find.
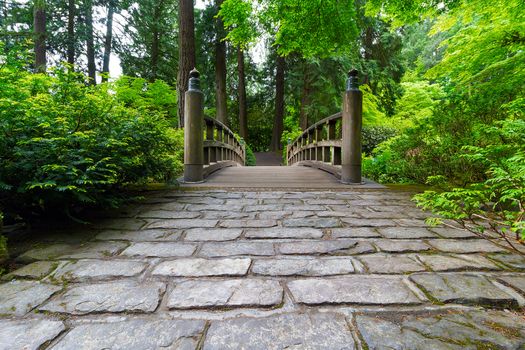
[181,165,383,189]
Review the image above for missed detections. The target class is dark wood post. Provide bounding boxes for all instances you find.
[341,69,363,184]
[184,69,204,182]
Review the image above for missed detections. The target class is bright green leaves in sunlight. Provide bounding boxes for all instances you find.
[219,0,258,48]
[219,0,358,58]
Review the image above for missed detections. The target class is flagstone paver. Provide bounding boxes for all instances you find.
[2,189,524,348]
[0,319,65,350]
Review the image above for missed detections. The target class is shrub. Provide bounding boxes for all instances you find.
[414,119,525,253]
[0,212,6,267]
[244,143,257,166]
[361,126,397,156]
[0,59,182,219]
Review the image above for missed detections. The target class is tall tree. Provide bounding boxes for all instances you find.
[177,0,196,127]
[84,0,96,84]
[33,0,46,72]
[237,47,248,139]
[270,55,285,151]
[299,61,312,130]
[101,0,115,82]
[215,0,228,125]
[67,0,75,65]
[118,0,178,83]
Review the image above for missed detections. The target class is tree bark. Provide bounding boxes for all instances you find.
[299,63,311,130]
[67,0,75,66]
[33,0,46,73]
[237,47,248,140]
[85,0,96,84]
[177,0,196,128]
[150,0,164,82]
[270,55,285,151]
[215,0,228,126]
[101,0,114,82]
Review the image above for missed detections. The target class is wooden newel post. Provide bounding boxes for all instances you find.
[184,68,204,182]
[341,69,363,184]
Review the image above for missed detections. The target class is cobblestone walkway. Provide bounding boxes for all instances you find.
[1,189,525,349]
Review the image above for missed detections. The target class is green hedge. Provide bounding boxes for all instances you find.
[0,54,182,219]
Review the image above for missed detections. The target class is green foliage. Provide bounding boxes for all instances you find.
[0,51,182,218]
[280,113,303,164]
[113,76,178,122]
[414,119,525,252]
[219,0,258,48]
[361,126,397,155]
[244,143,257,166]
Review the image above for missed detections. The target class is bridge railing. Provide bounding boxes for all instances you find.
[286,69,363,184]
[183,69,245,183]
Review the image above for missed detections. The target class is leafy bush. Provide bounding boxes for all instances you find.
[414,119,525,253]
[361,126,397,155]
[0,56,182,219]
[244,143,257,166]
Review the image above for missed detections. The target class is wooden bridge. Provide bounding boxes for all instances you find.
[181,68,374,189]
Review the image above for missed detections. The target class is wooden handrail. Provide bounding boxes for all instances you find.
[183,69,245,183]
[203,116,245,177]
[286,69,363,184]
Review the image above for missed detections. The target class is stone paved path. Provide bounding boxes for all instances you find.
[1,189,525,349]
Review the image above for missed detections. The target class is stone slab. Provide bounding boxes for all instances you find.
[40,280,165,315]
[218,220,277,228]
[410,273,518,308]
[120,242,197,257]
[137,210,200,219]
[277,240,374,255]
[94,218,147,230]
[152,258,251,277]
[331,227,381,238]
[199,242,275,257]
[358,254,426,273]
[202,211,255,220]
[430,227,478,238]
[203,312,356,350]
[5,261,62,280]
[428,239,508,253]
[95,229,182,242]
[489,254,525,269]
[51,319,205,350]
[184,228,242,241]
[417,254,500,272]
[378,227,438,239]
[0,319,65,350]
[0,281,61,316]
[146,219,218,229]
[167,279,283,309]
[356,315,459,350]
[245,227,323,239]
[497,275,525,295]
[402,310,525,349]
[341,218,397,227]
[374,239,432,253]
[288,276,422,305]
[282,218,340,228]
[52,259,148,282]
[252,257,355,276]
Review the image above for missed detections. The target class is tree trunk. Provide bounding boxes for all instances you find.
[177,0,196,128]
[270,55,285,151]
[33,0,46,73]
[299,63,311,131]
[67,0,75,66]
[101,0,114,82]
[215,0,228,126]
[237,47,248,140]
[150,1,163,82]
[85,0,96,84]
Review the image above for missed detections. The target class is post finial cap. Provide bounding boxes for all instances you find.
[348,69,359,78]
[189,68,200,79]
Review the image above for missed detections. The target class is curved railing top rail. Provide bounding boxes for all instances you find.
[290,112,342,146]
[203,116,244,148]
